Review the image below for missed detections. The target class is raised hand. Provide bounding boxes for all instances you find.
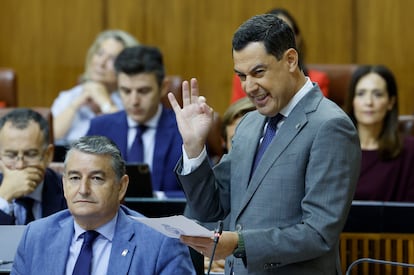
[168,78,214,158]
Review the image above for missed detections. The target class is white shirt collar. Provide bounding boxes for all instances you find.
[126,104,163,129]
[73,211,118,242]
[279,77,313,117]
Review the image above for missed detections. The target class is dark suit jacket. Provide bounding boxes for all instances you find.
[0,168,67,225]
[177,86,361,274]
[11,206,196,275]
[87,108,184,197]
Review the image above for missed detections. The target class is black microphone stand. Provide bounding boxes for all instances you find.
[346,257,414,275]
[206,220,223,275]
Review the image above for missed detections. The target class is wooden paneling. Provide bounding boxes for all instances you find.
[0,0,413,115]
[0,0,104,107]
[106,0,354,113]
[355,0,414,115]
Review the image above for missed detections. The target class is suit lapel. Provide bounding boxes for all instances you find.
[106,210,136,275]
[119,112,130,159]
[235,88,321,219]
[234,115,265,191]
[45,215,74,274]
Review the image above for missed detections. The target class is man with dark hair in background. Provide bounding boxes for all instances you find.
[87,45,184,198]
[0,108,66,225]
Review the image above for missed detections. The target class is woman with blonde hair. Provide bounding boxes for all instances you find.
[51,30,139,145]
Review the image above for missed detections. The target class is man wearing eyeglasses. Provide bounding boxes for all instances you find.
[0,108,66,225]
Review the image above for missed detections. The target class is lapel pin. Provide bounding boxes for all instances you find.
[295,123,301,129]
[122,249,128,256]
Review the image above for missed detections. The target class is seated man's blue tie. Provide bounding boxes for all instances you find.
[252,113,284,173]
[72,230,99,275]
[15,197,35,224]
[127,125,147,162]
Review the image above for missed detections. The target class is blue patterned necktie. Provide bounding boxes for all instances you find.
[127,125,148,163]
[251,114,284,174]
[72,230,99,275]
[15,197,35,224]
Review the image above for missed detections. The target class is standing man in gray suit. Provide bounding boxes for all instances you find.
[169,14,361,274]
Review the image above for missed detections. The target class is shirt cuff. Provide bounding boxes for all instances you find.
[0,196,13,214]
[181,145,207,175]
[233,231,246,258]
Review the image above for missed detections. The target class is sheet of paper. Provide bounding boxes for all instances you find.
[130,215,213,239]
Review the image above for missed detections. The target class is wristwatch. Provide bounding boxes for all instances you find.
[233,231,246,258]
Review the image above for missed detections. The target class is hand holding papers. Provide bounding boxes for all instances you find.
[130,215,213,238]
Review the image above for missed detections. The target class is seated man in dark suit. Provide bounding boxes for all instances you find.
[0,108,66,225]
[87,45,184,197]
[11,136,196,275]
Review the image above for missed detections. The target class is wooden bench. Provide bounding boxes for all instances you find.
[341,232,414,275]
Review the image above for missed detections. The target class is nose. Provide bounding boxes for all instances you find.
[95,53,108,68]
[363,93,374,105]
[13,156,26,170]
[243,76,258,95]
[13,155,26,169]
[130,91,141,104]
[78,180,91,196]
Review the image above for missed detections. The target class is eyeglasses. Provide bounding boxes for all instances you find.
[0,149,46,166]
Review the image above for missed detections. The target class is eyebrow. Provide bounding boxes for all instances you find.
[234,64,266,75]
[66,170,106,176]
[3,149,40,153]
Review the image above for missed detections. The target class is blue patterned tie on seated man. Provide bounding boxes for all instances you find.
[0,108,66,225]
[11,135,196,275]
[87,45,185,198]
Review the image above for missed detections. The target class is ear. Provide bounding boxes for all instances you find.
[285,48,299,72]
[62,175,69,200]
[160,77,170,98]
[388,95,396,110]
[44,144,54,166]
[118,174,129,201]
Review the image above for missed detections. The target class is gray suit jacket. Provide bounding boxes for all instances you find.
[11,206,195,275]
[177,86,361,274]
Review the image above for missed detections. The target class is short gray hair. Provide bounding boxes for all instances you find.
[64,136,126,180]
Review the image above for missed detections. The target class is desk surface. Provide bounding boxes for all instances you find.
[344,201,414,233]
[0,263,12,274]
[123,197,187,218]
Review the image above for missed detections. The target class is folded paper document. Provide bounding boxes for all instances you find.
[130,215,213,238]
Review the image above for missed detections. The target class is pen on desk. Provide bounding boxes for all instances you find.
[0,260,13,265]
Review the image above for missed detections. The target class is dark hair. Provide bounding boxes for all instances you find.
[344,65,400,160]
[114,45,165,87]
[0,108,50,146]
[232,14,297,61]
[267,8,304,70]
[268,8,300,37]
[65,135,126,180]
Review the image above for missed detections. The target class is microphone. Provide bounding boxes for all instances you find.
[206,220,223,275]
[346,258,414,275]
